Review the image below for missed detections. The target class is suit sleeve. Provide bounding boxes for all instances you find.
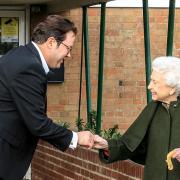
[9,63,73,151]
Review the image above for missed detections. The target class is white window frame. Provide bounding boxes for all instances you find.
[0,11,25,45]
[0,6,30,45]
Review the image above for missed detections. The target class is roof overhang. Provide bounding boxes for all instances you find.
[0,0,113,11]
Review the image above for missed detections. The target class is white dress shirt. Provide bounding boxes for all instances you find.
[32,41,78,149]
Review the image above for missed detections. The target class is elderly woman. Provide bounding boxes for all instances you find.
[94,56,180,180]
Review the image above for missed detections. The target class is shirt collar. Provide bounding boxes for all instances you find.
[32,41,49,74]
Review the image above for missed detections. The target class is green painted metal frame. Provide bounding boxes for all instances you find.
[166,0,176,56]
[96,2,106,134]
[142,0,152,103]
[80,3,106,133]
[79,0,176,134]
[83,6,92,128]
[78,10,85,122]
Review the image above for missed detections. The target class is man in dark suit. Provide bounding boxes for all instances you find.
[0,15,94,180]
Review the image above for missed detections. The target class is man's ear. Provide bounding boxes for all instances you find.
[46,37,56,49]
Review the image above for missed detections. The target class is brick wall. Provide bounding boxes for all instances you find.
[32,140,144,180]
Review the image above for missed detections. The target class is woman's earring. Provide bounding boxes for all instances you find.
[170,89,175,96]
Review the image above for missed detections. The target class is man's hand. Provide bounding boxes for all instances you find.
[93,135,108,149]
[77,131,94,149]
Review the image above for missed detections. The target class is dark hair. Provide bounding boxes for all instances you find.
[31,15,77,46]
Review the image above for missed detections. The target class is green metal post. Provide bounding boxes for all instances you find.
[166,0,176,56]
[96,2,106,134]
[78,8,85,122]
[142,0,152,103]
[83,6,92,128]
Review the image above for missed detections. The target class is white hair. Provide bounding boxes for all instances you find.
[152,56,180,96]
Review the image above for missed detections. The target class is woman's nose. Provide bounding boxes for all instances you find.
[148,82,152,90]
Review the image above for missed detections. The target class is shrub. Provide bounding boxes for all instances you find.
[76,110,121,139]
[57,121,70,129]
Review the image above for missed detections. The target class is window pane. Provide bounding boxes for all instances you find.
[0,17,19,55]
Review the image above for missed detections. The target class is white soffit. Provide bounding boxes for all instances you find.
[92,0,180,8]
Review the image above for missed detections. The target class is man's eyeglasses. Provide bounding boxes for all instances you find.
[61,42,72,54]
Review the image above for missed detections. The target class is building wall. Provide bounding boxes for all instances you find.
[46,7,180,134]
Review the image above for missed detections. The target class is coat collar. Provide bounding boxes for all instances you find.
[121,101,159,152]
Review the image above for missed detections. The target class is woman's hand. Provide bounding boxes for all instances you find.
[173,148,180,162]
[93,135,108,149]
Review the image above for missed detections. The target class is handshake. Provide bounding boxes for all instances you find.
[77,131,108,149]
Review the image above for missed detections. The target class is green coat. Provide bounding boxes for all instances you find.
[99,100,180,180]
